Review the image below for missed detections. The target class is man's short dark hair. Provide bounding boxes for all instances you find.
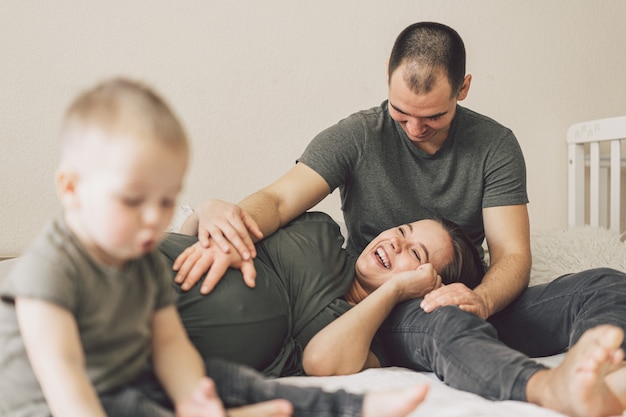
[388,22,466,97]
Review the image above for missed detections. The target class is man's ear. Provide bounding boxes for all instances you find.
[456,74,472,101]
[55,167,80,209]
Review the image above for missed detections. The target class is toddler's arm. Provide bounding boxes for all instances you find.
[16,297,107,417]
[151,305,226,416]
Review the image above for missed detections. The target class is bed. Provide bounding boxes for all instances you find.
[0,117,625,416]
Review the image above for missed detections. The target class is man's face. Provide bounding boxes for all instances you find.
[387,64,464,153]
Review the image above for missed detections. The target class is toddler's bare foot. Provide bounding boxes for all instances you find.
[362,384,428,417]
[177,377,226,417]
[527,325,624,417]
[227,399,293,417]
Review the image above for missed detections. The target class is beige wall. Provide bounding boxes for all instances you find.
[2,1,626,256]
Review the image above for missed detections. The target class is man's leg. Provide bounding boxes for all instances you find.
[490,268,626,357]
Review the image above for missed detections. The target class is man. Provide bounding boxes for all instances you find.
[176,22,626,417]
[180,22,531,316]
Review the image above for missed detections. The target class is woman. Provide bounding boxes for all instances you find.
[159,211,483,377]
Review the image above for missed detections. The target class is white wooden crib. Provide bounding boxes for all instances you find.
[568,115,626,233]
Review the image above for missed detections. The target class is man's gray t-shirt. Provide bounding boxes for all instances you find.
[298,101,528,259]
[0,218,177,417]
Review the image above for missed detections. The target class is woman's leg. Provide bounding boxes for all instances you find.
[378,301,545,401]
[378,268,626,402]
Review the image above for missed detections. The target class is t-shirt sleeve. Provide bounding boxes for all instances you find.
[298,114,365,192]
[1,249,79,312]
[482,130,529,208]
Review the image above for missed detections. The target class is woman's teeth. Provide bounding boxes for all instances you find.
[376,248,390,269]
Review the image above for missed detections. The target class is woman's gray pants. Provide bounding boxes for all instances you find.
[378,267,626,401]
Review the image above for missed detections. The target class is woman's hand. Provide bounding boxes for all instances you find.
[386,263,443,303]
[173,240,256,294]
[194,199,263,261]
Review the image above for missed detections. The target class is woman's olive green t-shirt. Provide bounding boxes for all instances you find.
[160,212,359,377]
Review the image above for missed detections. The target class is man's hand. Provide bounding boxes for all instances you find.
[195,199,263,261]
[173,240,256,294]
[420,283,489,319]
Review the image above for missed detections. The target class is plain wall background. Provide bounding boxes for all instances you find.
[2,1,626,256]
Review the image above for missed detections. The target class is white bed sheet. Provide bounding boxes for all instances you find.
[279,359,568,417]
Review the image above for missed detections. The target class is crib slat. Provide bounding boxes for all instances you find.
[568,143,585,227]
[610,140,621,232]
[589,142,600,227]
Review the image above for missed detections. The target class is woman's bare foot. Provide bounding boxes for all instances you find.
[527,325,625,417]
[362,384,428,417]
[227,399,293,417]
[605,361,626,408]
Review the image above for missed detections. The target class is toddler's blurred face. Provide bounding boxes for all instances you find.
[70,133,187,267]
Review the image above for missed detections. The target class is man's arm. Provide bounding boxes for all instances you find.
[238,162,331,239]
[174,163,330,292]
[16,298,108,417]
[199,163,330,255]
[420,204,531,319]
[474,204,531,316]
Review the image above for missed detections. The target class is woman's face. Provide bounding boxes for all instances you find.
[354,219,453,292]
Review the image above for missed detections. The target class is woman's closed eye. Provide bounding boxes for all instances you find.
[398,226,422,262]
